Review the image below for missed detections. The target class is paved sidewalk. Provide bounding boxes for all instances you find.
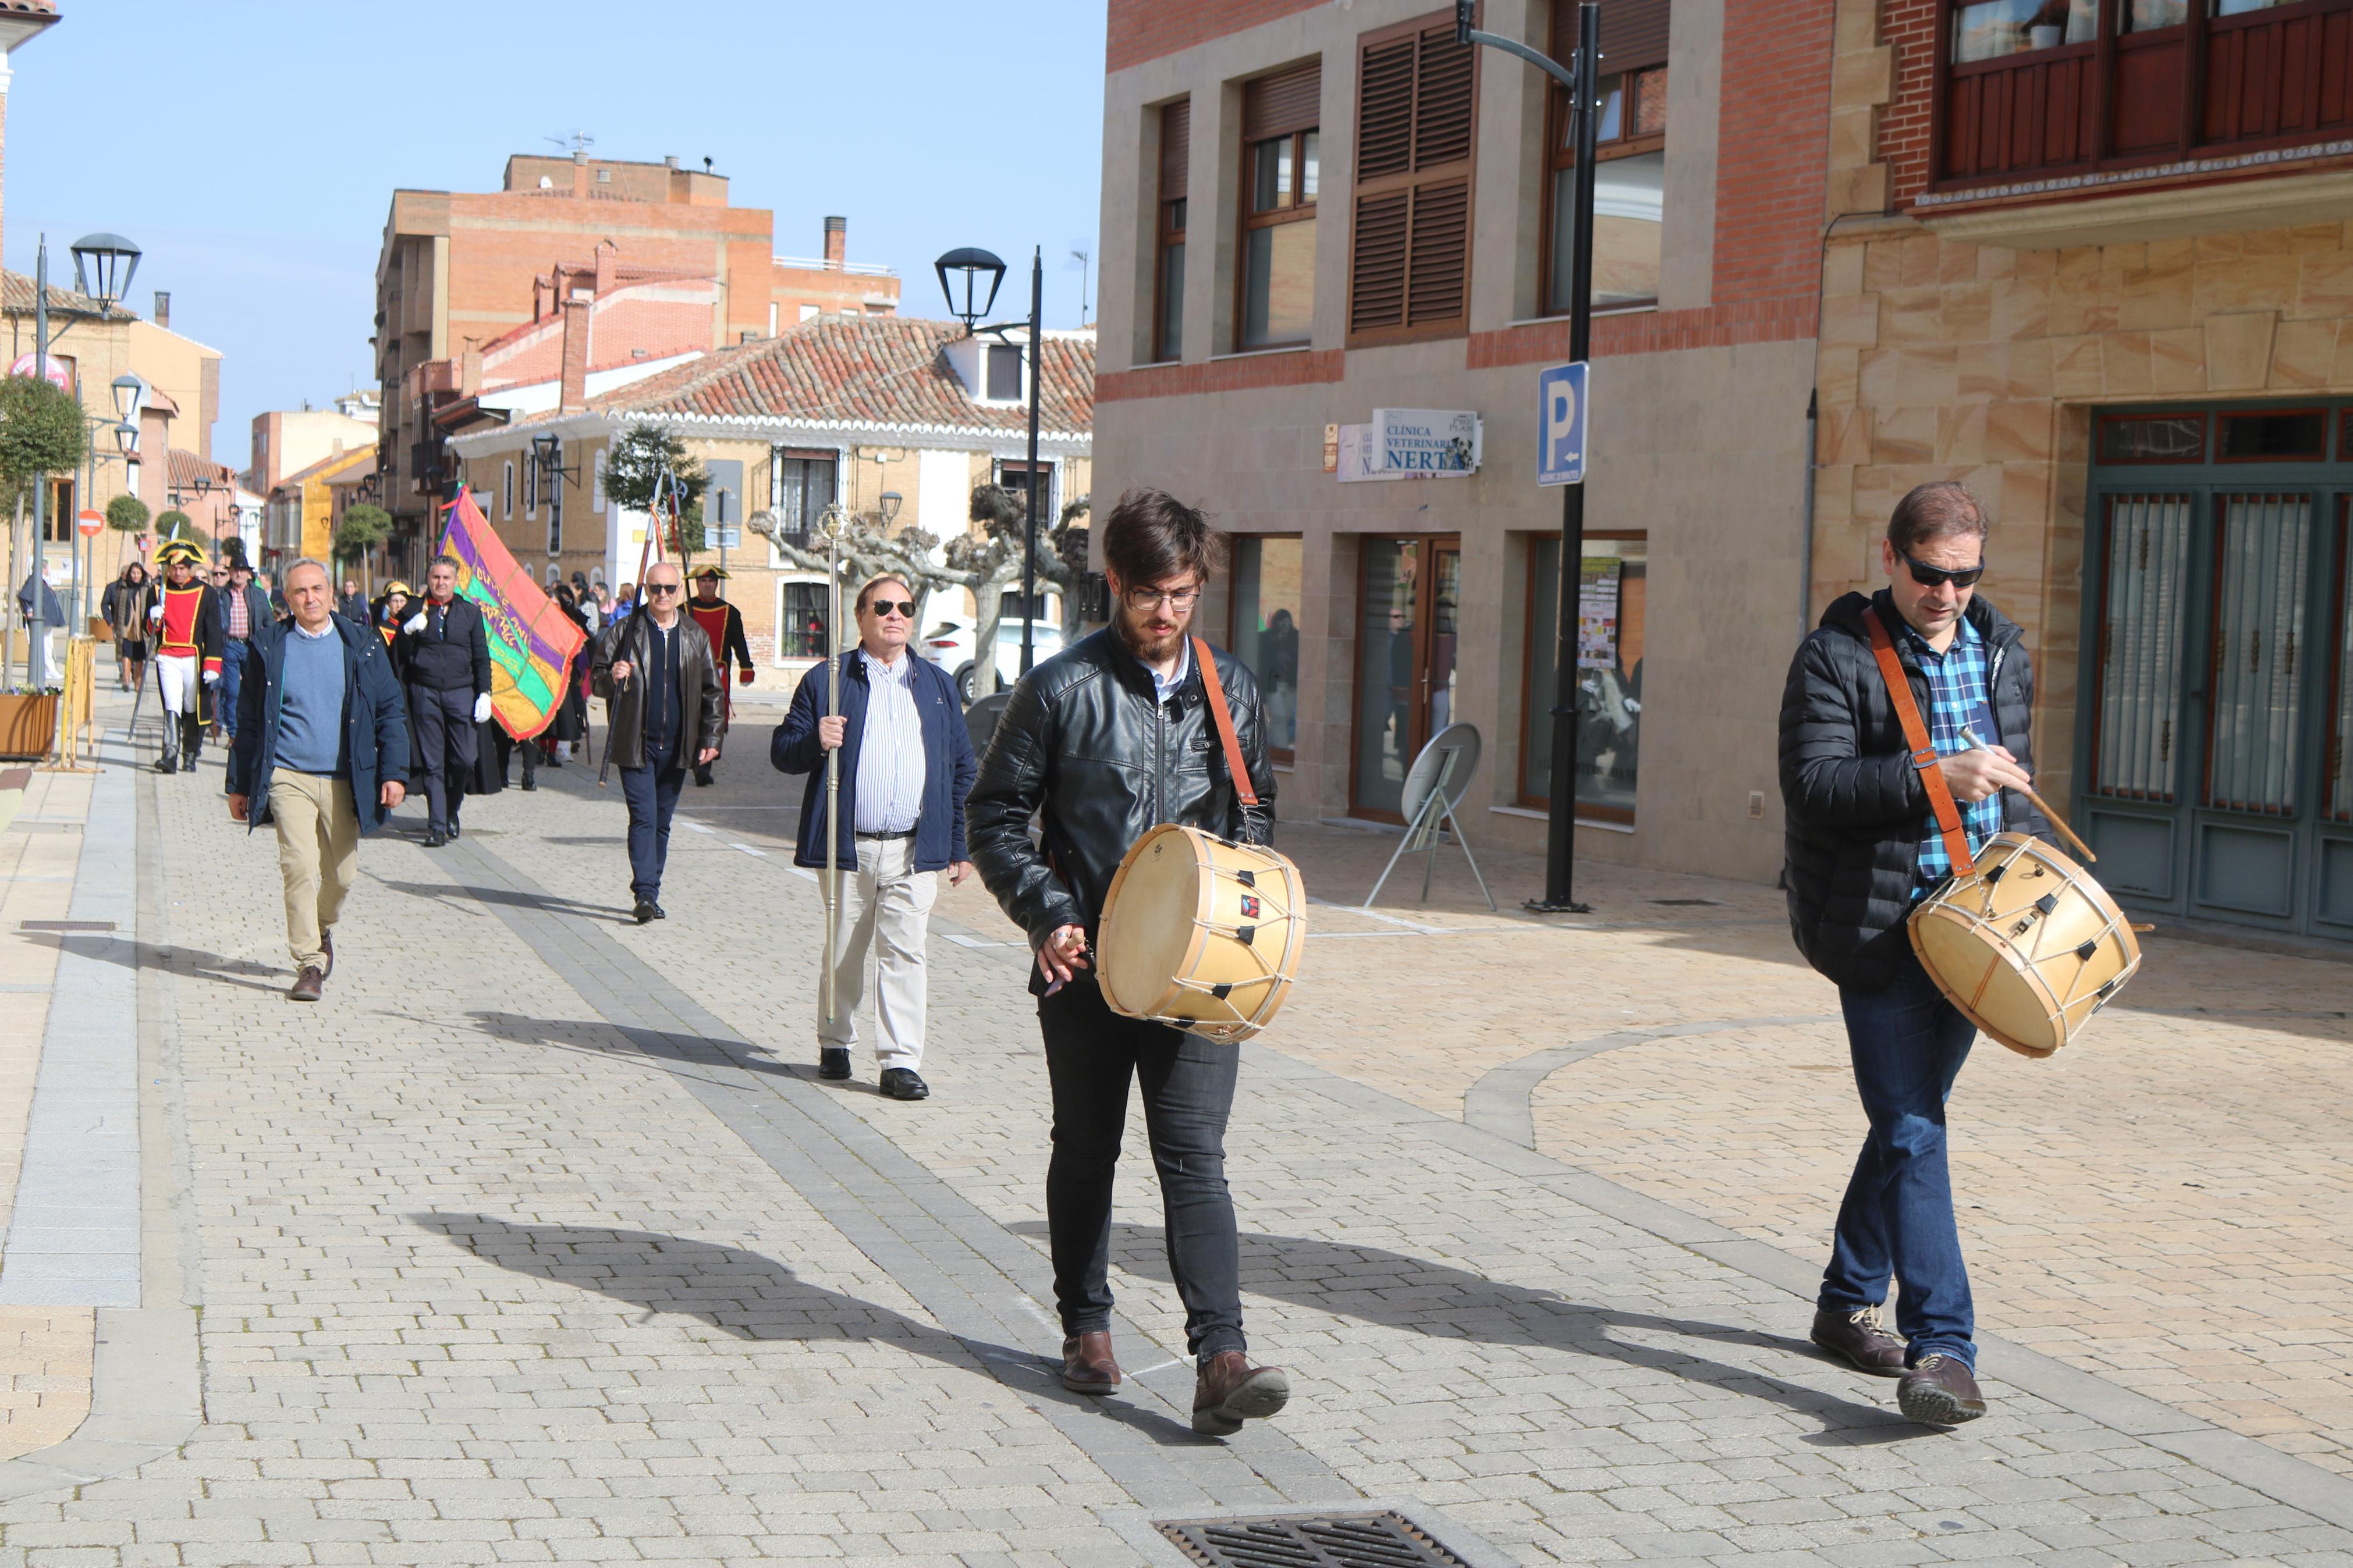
[0,729,2343,1565]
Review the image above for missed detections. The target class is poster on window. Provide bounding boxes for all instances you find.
[1577,557,1621,669]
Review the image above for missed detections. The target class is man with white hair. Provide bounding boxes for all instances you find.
[592,561,721,922]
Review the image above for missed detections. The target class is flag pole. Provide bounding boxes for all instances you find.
[819,503,844,1035]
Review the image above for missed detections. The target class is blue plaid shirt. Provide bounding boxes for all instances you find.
[1903,614,2004,888]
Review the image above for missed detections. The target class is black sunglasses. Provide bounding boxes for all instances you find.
[1898,549,1985,590]
[645,582,682,595]
[865,599,917,618]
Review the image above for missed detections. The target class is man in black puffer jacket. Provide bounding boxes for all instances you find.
[1780,480,2048,1430]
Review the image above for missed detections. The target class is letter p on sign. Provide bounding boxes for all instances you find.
[1537,361,1588,488]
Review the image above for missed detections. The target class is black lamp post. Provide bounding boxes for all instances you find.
[530,433,583,562]
[1456,0,1601,914]
[937,244,1048,677]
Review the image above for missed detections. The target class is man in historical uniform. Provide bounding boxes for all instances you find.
[685,566,755,787]
[143,539,223,775]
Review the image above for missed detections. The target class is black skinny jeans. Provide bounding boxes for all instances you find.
[1041,980,1244,1360]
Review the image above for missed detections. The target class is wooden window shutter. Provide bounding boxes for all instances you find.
[1554,0,1671,74]
[1244,60,1321,141]
[1349,16,1479,343]
[1160,98,1190,198]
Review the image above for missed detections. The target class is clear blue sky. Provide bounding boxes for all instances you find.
[3,1,1109,473]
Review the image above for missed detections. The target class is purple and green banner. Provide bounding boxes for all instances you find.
[438,487,585,742]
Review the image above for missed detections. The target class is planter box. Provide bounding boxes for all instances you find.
[0,694,59,760]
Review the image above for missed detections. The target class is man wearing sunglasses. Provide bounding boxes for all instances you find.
[592,563,722,922]
[772,574,977,1101]
[1780,479,2048,1428]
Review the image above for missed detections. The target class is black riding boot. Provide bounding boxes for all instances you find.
[521,741,539,791]
[155,712,180,773]
[181,712,204,769]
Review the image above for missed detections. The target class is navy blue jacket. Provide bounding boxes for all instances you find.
[771,649,976,872]
[227,614,412,836]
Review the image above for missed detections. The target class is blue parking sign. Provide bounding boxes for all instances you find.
[1537,361,1588,487]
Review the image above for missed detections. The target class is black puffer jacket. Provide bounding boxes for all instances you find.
[968,629,1275,983]
[1780,589,2049,990]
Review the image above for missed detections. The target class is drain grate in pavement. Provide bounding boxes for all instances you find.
[19,919,115,932]
[1157,1511,1470,1568]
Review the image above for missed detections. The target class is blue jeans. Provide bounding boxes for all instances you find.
[218,639,251,738]
[1820,947,1978,1367]
[619,738,684,901]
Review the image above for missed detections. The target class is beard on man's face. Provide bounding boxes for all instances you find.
[1116,599,1192,661]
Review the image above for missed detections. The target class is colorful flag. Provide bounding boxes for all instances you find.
[436,487,587,742]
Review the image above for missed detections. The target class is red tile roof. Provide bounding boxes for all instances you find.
[166,449,236,490]
[572,313,1092,437]
[1,269,134,321]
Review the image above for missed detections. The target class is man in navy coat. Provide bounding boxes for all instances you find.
[772,574,977,1100]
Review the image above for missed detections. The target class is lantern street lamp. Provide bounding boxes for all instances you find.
[937,244,1048,677]
[112,371,147,423]
[934,248,1006,335]
[878,490,903,527]
[69,233,141,308]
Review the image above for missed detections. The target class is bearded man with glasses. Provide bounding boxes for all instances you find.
[1780,479,2050,1428]
[772,574,977,1101]
[967,488,1289,1438]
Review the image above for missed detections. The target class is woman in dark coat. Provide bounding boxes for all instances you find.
[105,563,149,691]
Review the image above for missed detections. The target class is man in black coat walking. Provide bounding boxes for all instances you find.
[1780,479,2049,1430]
[396,553,493,847]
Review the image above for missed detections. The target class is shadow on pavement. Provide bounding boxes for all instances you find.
[372,878,633,925]
[1023,1222,1923,1440]
[24,931,289,995]
[414,1213,1212,1445]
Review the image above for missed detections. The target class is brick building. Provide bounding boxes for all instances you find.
[247,393,378,496]
[1815,0,2353,946]
[372,151,900,563]
[1094,0,1832,881]
[443,312,1092,691]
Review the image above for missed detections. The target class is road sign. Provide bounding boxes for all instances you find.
[1537,361,1588,486]
[75,509,102,538]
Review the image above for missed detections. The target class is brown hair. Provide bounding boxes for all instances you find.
[855,574,913,614]
[1887,481,1990,554]
[1101,488,1224,588]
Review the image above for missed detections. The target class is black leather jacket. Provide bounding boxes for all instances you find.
[590,608,722,770]
[968,628,1276,965]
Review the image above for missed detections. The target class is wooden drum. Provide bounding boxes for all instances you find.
[1096,824,1307,1045]
[1909,831,2143,1058]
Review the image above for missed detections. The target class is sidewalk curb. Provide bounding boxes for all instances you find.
[0,728,203,1503]
[1326,1022,2353,1534]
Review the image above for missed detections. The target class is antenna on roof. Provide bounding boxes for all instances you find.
[545,130,595,155]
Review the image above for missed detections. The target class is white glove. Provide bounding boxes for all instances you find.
[473,693,493,724]
[147,603,164,623]
[201,669,219,687]
[403,613,426,634]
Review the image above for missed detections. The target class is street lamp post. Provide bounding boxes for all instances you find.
[1454,0,1600,914]
[935,244,1048,677]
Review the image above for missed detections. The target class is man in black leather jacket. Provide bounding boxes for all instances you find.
[1779,480,2047,1429]
[967,488,1289,1437]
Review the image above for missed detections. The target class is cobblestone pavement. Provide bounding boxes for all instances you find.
[1,710,2351,1563]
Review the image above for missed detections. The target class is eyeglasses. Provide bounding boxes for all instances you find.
[1123,585,1201,611]
[865,600,917,618]
[645,582,682,595]
[1898,549,1985,590]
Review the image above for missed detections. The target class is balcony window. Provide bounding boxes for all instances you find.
[1239,60,1321,351]
[1545,55,1669,313]
[1154,98,1190,362]
[1953,0,2096,61]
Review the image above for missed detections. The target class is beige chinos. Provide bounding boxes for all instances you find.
[269,769,360,972]
[818,833,939,1071]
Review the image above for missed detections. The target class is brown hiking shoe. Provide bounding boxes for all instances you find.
[1192,1350,1290,1436]
[1811,1304,1907,1376]
[1059,1332,1120,1395]
[289,966,325,1002]
[1897,1353,1986,1425]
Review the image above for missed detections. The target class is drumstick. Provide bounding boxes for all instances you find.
[1960,726,2096,863]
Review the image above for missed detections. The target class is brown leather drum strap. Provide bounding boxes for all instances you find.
[1193,637,1259,808]
[1862,606,1974,877]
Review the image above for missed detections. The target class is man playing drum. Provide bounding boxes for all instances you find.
[1779,479,2049,1427]
[967,488,1288,1437]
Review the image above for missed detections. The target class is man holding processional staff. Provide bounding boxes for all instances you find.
[1779,479,2050,1428]
[967,489,1291,1438]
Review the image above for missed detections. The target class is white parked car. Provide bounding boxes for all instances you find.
[918,618,1066,703]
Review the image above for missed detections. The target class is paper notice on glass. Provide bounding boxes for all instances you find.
[1336,423,1401,483]
[1577,557,1621,669]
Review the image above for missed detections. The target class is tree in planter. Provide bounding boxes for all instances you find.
[602,424,708,562]
[333,503,393,595]
[751,484,1086,701]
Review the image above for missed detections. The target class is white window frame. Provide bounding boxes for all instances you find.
[772,572,833,668]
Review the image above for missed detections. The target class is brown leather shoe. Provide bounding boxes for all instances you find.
[1059,1332,1120,1394]
[1192,1350,1290,1436]
[1897,1353,1986,1425]
[289,966,325,1002]
[1811,1304,1907,1376]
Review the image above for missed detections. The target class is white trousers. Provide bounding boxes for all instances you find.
[818,833,938,1071]
[155,652,198,715]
